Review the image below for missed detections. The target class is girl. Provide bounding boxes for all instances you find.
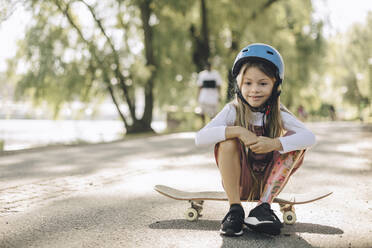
[195,43,316,236]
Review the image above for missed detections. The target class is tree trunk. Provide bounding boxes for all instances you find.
[200,0,210,64]
[190,0,210,72]
[226,30,239,103]
[131,0,156,133]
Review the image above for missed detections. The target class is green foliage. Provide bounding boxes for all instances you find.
[151,0,196,108]
[323,12,372,119]
[207,0,326,111]
[13,10,93,111]
[9,0,125,118]
[0,0,24,23]
[7,0,330,127]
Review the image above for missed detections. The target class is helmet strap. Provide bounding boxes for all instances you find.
[235,79,282,136]
[235,87,264,112]
[235,79,281,113]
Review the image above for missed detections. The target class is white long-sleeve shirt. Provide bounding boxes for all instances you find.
[195,103,316,154]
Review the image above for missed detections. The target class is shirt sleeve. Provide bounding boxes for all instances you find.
[278,111,316,153]
[195,104,236,146]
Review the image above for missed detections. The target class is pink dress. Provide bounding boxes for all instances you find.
[214,124,305,201]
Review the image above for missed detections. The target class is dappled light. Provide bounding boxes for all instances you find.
[0,0,371,247]
[0,122,371,247]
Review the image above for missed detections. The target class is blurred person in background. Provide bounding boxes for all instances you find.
[196,62,222,125]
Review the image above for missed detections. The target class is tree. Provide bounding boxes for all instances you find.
[0,0,25,23]
[7,0,327,132]
[200,0,325,108]
[327,12,372,119]
[189,0,210,72]
[8,0,162,133]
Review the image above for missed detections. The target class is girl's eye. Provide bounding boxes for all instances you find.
[260,82,268,86]
[244,82,251,85]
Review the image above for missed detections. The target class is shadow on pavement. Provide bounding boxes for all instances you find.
[149,219,343,235]
[219,232,314,248]
[282,222,343,234]
[0,133,204,186]
[150,219,342,248]
[149,219,220,231]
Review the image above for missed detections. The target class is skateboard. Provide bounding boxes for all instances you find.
[154,184,332,225]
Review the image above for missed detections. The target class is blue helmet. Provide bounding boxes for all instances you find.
[232,43,284,81]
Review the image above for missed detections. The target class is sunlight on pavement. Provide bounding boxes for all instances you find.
[336,141,372,154]
[126,154,214,168]
[39,165,77,173]
[154,132,196,141]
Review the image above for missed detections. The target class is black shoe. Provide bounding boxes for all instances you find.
[244,203,282,235]
[220,204,245,237]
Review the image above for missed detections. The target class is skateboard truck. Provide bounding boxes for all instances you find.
[279,203,296,224]
[185,200,204,221]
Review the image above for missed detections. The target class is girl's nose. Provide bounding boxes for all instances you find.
[250,84,259,92]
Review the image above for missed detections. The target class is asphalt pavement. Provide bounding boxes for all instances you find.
[0,122,371,248]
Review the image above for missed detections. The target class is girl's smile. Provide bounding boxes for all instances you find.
[241,67,275,108]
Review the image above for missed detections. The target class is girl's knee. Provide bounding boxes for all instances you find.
[218,139,240,153]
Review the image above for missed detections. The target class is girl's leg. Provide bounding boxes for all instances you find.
[246,147,304,235]
[217,139,242,205]
[259,151,301,204]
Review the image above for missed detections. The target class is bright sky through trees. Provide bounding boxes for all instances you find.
[0,0,371,72]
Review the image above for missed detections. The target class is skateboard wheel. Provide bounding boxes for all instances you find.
[185,208,199,222]
[283,211,296,225]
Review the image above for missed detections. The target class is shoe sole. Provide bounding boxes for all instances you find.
[219,228,244,237]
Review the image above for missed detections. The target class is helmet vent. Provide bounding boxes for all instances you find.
[266,50,274,55]
[242,49,248,52]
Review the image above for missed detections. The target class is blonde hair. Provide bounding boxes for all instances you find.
[233,62,285,138]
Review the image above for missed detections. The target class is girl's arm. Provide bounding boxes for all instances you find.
[195,103,259,147]
[195,104,237,146]
[225,126,258,146]
[249,136,283,154]
[278,111,316,153]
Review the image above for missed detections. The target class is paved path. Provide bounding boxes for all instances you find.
[0,122,371,248]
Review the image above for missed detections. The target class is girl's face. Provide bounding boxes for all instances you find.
[240,66,275,108]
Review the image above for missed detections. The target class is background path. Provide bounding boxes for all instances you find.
[0,122,371,248]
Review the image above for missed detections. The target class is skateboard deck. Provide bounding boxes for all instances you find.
[154,184,332,224]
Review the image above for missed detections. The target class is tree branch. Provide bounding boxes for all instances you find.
[78,0,137,119]
[53,0,130,127]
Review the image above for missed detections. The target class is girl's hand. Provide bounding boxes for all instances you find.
[238,129,258,146]
[250,137,282,154]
